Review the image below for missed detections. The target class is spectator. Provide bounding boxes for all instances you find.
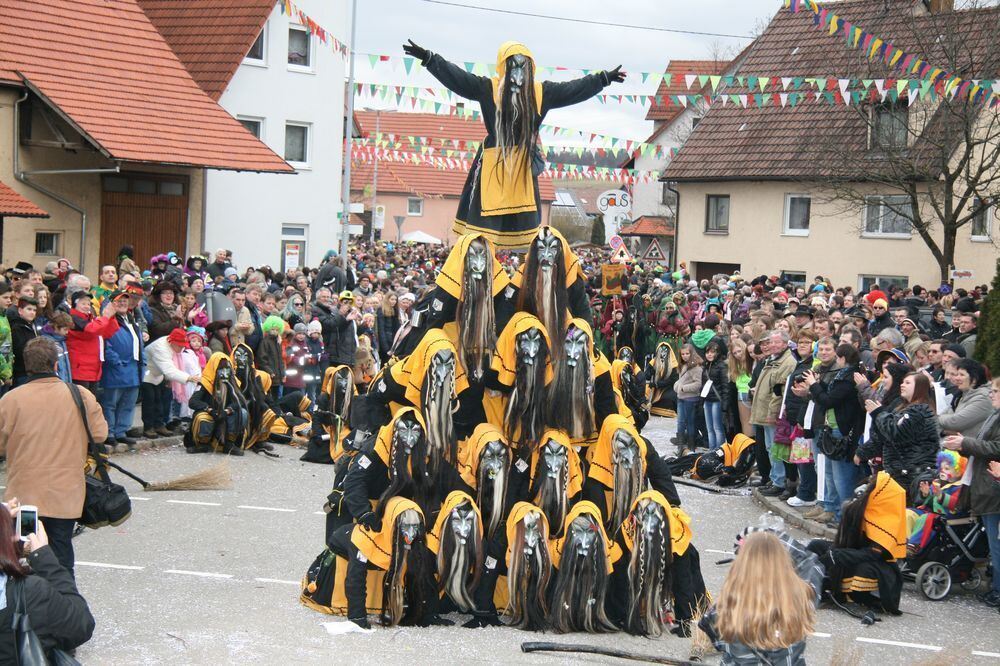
[864,372,939,490]
[674,343,704,451]
[9,296,39,387]
[205,248,231,281]
[66,290,120,393]
[376,291,402,364]
[926,307,951,339]
[92,264,118,309]
[39,311,73,384]
[957,313,978,360]
[304,320,325,400]
[283,323,312,392]
[900,317,922,359]
[0,283,12,392]
[939,358,993,437]
[256,315,286,396]
[206,320,232,356]
[942,377,1000,609]
[0,337,109,575]
[147,281,182,342]
[117,244,141,278]
[34,284,54,328]
[750,330,797,494]
[244,283,265,353]
[100,291,144,449]
[142,328,198,439]
[282,292,308,329]
[702,338,730,451]
[868,299,894,337]
[229,288,253,348]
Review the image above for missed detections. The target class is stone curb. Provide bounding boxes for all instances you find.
[752,488,837,540]
[109,435,183,455]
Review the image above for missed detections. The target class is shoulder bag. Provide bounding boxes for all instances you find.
[12,578,80,666]
[66,384,132,529]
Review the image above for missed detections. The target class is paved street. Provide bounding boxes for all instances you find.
[8,417,997,665]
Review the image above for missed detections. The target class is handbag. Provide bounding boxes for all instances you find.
[12,579,81,666]
[789,427,814,464]
[815,425,853,462]
[67,384,132,529]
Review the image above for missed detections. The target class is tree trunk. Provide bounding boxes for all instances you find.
[940,225,957,284]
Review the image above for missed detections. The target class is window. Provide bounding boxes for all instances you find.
[245,27,266,63]
[553,192,575,207]
[864,195,912,237]
[661,183,677,208]
[780,271,806,288]
[407,198,424,216]
[284,122,310,165]
[281,225,307,237]
[859,274,909,293]
[783,194,811,236]
[971,197,993,240]
[288,26,312,69]
[872,101,908,150]
[34,232,59,256]
[705,194,729,233]
[132,179,156,195]
[238,117,263,139]
[691,116,702,129]
[103,176,128,192]
[159,181,184,196]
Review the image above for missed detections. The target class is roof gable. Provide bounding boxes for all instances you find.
[646,59,731,123]
[0,181,48,218]
[0,0,291,173]
[138,0,275,100]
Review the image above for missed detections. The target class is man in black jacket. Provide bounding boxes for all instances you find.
[9,296,39,386]
[312,290,357,368]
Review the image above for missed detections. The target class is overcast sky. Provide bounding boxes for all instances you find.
[352,0,779,143]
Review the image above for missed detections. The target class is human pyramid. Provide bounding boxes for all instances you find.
[297,229,709,634]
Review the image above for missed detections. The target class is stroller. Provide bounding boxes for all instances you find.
[901,514,992,601]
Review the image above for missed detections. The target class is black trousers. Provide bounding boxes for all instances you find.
[140,382,171,429]
[328,523,371,621]
[753,425,771,481]
[40,516,76,578]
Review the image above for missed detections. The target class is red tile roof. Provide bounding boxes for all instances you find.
[663,0,1000,181]
[646,60,731,123]
[0,0,291,173]
[351,111,555,201]
[620,215,674,237]
[0,181,48,218]
[137,0,274,100]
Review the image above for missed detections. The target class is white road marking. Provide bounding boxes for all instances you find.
[76,561,144,571]
[166,500,221,506]
[810,632,831,638]
[855,637,941,652]
[238,505,296,513]
[705,549,734,555]
[313,511,326,516]
[130,496,151,501]
[973,652,1000,659]
[255,578,300,586]
[164,569,233,579]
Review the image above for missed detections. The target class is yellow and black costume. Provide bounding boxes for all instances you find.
[301,365,357,465]
[416,42,619,250]
[645,341,679,418]
[186,351,249,455]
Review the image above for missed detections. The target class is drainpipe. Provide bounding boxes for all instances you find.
[13,92,119,272]
[666,181,681,272]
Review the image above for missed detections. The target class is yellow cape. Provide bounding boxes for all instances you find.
[427,490,484,555]
[373,407,427,467]
[529,429,583,498]
[435,233,510,301]
[389,328,469,409]
[864,471,908,560]
[505,501,551,566]
[550,500,621,572]
[199,351,231,393]
[587,414,647,490]
[458,423,509,488]
[351,496,424,571]
[512,226,584,289]
[619,490,693,557]
[491,312,553,387]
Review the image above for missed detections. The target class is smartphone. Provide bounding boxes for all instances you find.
[17,505,38,542]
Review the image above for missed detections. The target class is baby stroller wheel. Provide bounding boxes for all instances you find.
[916,562,952,601]
[959,567,983,592]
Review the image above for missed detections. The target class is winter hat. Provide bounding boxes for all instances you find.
[307,320,322,334]
[70,290,93,307]
[186,326,206,341]
[873,298,888,310]
[224,267,238,279]
[293,322,308,334]
[167,328,189,348]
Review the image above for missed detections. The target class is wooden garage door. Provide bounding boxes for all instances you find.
[100,173,188,270]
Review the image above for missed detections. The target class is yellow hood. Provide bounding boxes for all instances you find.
[529,429,583,498]
[491,41,543,114]
[587,415,646,489]
[436,233,510,301]
[351,496,424,571]
[373,407,428,467]
[724,434,755,467]
[505,501,551,565]
[491,312,553,387]
[427,490,483,554]
[389,329,469,409]
[321,364,355,398]
[512,226,584,289]
[458,423,509,488]
[864,471,908,560]
[199,352,232,393]
[566,317,610,378]
[620,491,692,557]
[550,500,620,572]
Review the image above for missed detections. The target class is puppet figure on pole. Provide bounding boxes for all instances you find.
[403,39,626,250]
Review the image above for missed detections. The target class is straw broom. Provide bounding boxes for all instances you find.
[102,458,233,492]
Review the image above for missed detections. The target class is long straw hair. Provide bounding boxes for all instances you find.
[456,239,496,379]
[715,532,815,651]
[493,56,537,181]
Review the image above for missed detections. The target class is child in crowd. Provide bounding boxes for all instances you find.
[282,323,313,394]
[186,326,208,370]
[304,320,325,401]
[170,331,203,421]
[907,450,968,554]
[257,315,287,397]
[40,311,73,384]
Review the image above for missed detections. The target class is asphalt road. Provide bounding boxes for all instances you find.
[8,416,999,665]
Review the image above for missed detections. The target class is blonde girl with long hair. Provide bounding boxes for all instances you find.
[727,338,753,437]
[702,531,820,665]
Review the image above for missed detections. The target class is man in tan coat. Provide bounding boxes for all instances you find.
[0,337,107,576]
[749,330,797,495]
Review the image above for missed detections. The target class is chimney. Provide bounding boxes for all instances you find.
[927,0,954,13]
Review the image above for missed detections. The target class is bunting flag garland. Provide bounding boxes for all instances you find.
[278,0,348,57]
[782,0,1000,109]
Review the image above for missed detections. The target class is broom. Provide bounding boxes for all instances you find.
[102,457,233,492]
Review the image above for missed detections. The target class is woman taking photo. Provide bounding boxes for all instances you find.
[863,372,939,490]
[939,358,993,438]
[943,377,1000,608]
[0,502,95,662]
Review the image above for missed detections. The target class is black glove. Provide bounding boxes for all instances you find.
[603,65,626,84]
[356,511,381,531]
[402,39,430,64]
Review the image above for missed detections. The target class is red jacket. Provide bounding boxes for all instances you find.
[66,308,120,382]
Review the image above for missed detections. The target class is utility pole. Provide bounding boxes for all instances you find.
[338,0,358,268]
[369,110,380,244]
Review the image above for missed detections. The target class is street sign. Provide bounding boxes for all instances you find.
[611,245,633,264]
[349,202,365,214]
[951,269,974,279]
[642,237,666,262]
[373,204,386,230]
[608,234,624,250]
